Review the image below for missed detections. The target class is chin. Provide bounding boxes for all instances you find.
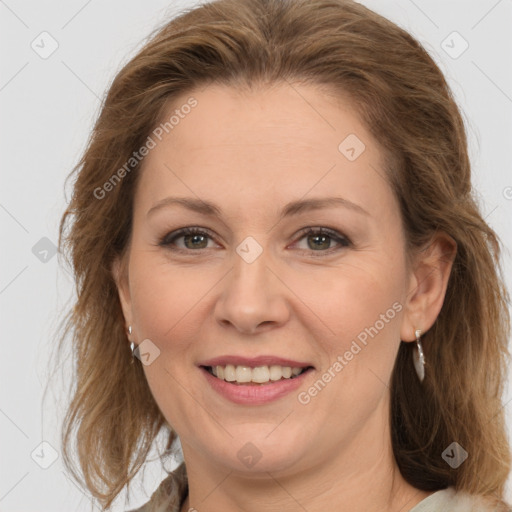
[195,424,313,475]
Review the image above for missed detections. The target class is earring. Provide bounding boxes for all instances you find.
[129,341,137,365]
[127,326,135,365]
[412,328,425,382]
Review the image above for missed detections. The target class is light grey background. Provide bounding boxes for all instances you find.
[1,0,511,510]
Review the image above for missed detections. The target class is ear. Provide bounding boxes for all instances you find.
[112,255,133,331]
[400,233,456,342]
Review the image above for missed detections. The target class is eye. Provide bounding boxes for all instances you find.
[158,226,351,255]
[292,227,351,254]
[159,227,219,251]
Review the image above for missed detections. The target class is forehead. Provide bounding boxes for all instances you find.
[152,81,367,155]
[135,82,392,217]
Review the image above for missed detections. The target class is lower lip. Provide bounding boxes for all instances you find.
[201,367,312,405]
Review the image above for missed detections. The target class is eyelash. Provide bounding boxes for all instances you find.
[158,226,352,257]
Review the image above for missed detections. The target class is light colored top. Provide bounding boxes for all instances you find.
[128,472,507,512]
[410,486,504,511]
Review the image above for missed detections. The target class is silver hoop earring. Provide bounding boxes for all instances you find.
[128,325,132,335]
[412,328,425,382]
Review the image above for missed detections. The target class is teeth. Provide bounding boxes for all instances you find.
[224,364,236,382]
[252,366,270,383]
[209,364,307,384]
[235,366,252,383]
[269,365,283,381]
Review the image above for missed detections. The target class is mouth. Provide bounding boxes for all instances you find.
[201,364,314,385]
[198,356,315,404]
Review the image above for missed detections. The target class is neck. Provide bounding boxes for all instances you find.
[181,456,429,512]
[179,403,432,512]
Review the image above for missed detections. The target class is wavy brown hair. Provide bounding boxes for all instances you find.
[58,0,511,509]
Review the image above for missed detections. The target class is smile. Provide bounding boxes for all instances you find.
[198,357,315,405]
[204,364,310,385]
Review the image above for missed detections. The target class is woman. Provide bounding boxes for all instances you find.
[58,0,512,510]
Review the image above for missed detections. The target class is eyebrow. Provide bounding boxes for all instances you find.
[147,196,369,218]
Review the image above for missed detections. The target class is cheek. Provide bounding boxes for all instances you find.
[307,253,406,380]
[127,255,215,428]
[128,252,214,344]
[308,261,404,337]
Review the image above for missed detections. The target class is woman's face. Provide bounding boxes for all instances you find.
[116,82,419,476]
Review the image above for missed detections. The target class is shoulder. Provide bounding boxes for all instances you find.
[126,464,188,512]
[410,486,511,512]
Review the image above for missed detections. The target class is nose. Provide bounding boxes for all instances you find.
[213,250,291,334]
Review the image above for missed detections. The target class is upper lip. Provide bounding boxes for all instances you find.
[199,355,314,368]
